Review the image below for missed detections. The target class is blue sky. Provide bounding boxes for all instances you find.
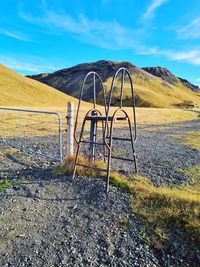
[0,0,200,86]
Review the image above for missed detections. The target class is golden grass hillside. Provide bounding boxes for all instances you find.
[104,74,200,108]
[0,64,80,108]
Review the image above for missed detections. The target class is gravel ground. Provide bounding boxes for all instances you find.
[0,176,158,267]
[0,116,200,266]
[110,117,200,186]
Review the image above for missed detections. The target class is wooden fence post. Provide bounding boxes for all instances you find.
[67,102,74,157]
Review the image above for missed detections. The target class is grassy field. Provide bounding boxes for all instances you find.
[0,106,198,137]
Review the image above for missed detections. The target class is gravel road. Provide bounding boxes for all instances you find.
[0,116,200,267]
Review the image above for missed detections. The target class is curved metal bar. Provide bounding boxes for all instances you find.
[113,108,137,172]
[105,68,137,145]
[105,107,138,191]
[74,71,107,145]
[74,108,95,144]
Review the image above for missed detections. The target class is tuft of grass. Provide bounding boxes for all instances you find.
[0,148,19,158]
[177,165,200,185]
[0,181,14,191]
[181,131,200,150]
[53,155,107,178]
[116,216,133,229]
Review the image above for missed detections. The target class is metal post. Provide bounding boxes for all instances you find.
[67,102,74,157]
[58,114,63,164]
[89,110,97,161]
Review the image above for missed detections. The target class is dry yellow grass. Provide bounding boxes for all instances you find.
[0,64,81,108]
[181,131,200,150]
[0,106,198,137]
[105,74,200,108]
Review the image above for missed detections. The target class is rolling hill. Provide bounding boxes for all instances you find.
[27,60,200,108]
[0,64,78,108]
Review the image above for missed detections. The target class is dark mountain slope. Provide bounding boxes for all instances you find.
[27,60,200,108]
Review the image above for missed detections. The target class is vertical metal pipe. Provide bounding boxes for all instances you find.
[57,113,63,164]
[106,117,114,193]
[93,73,96,109]
[127,115,138,173]
[89,110,97,161]
[72,116,87,179]
[120,69,125,108]
[67,102,74,157]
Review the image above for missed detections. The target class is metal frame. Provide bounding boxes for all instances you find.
[72,71,107,178]
[105,68,137,191]
[0,107,63,163]
[72,68,137,193]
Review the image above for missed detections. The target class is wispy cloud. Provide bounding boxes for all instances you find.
[0,28,32,42]
[142,0,168,20]
[19,8,144,50]
[138,48,200,65]
[177,17,200,39]
[0,54,64,73]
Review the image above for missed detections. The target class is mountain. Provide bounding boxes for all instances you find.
[27,60,149,101]
[27,60,200,108]
[178,77,200,92]
[0,64,78,108]
[142,67,200,92]
[142,67,179,85]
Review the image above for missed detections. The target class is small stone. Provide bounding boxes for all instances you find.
[13,185,20,190]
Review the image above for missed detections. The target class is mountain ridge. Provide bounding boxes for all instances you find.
[26,60,200,108]
[142,66,199,91]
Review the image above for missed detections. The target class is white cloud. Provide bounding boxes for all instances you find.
[142,0,168,20]
[0,28,32,42]
[19,8,143,50]
[0,54,64,73]
[177,17,200,39]
[196,78,200,81]
[138,48,200,65]
[168,50,200,65]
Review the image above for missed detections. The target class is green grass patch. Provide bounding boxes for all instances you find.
[177,165,200,185]
[0,181,14,191]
